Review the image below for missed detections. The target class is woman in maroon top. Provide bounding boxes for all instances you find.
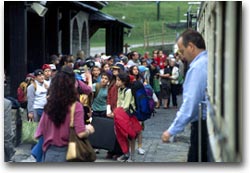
[35,66,94,162]
[105,65,123,159]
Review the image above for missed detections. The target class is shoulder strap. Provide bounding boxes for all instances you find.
[33,81,37,91]
[94,83,101,98]
[69,102,76,127]
[123,87,129,98]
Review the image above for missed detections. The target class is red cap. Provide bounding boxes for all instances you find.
[42,64,51,71]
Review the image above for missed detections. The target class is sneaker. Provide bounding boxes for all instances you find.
[117,154,129,162]
[126,157,134,162]
[137,148,145,155]
[95,149,100,154]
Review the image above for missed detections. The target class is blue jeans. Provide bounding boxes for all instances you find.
[34,109,43,122]
[43,145,67,162]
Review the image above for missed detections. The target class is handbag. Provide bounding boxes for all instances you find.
[21,120,38,144]
[178,74,184,84]
[66,102,96,162]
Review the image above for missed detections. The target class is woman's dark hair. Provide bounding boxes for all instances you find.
[180,29,206,49]
[101,62,110,73]
[129,65,137,77]
[101,71,112,81]
[44,66,78,127]
[129,65,144,81]
[117,72,130,88]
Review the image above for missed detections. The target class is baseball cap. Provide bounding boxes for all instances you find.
[34,69,44,76]
[49,64,56,71]
[138,65,148,73]
[42,64,51,71]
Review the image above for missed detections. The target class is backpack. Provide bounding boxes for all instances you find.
[17,79,36,105]
[144,84,155,115]
[17,82,28,103]
[130,81,155,121]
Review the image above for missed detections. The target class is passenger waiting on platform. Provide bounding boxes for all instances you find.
[107,56,115,67]
[158,59,171,109]
[91,72,112,117]
[129,65,146,155]
[127,51,140,68]
[35,66,95,162]
[162,29,208,162]
[105,64,123,160]
[27,69,48,122]
[49,64,57,78]
[114,72,142,162]
[154,50,166,69]
[175,51,185,95]
[91,66,101,84]
[50,54,60,70]
[17,73,35,109]
[101,62,111,73]
[58,55,74,70]
[76,50,85,62]
[42,64,52,87]
[168,58,179,109]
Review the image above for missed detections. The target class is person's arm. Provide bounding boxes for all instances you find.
[27,84,35,120]
[170,66,179,80]
[160,68,170,78]
[106,84,113,116]
[77,124,95,138]
[122,89,133,111]
[73,102,94,138]
[4,99,14,140]
[77,80,92,95]
[163,66,207,139]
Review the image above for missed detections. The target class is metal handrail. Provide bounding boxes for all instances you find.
[198,101,207,162]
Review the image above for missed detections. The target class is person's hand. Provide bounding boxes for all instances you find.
[161,130,171,142]
[106,112,114,118]
[28,113,34,121]
[85,124,95,134]
[84,71,92,81]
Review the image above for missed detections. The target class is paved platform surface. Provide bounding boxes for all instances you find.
[10,95,190,163]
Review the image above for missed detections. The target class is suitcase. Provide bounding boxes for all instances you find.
[88,116,117,151]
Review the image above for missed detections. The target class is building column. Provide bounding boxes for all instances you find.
[61,9,71,55]
[5,2,27,97]
[46,5,59,56]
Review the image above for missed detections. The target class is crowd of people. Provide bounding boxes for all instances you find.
[5,29,208,162]
[13,45,184,162]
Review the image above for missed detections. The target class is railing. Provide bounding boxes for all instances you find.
[143,32,176,48]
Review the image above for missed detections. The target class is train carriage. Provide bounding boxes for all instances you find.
[197,1,242,162]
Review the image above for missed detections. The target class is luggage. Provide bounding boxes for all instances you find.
[88,116,117,151]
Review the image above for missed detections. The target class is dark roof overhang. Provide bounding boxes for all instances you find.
[89,11,133,29]
[70,1,133,29]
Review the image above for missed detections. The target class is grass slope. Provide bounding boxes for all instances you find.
[90,1,191,54]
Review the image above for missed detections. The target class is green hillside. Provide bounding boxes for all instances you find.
[90,1,190,48]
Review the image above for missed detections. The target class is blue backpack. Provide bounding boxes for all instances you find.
[130,81,155,121]
[144,84,155,114]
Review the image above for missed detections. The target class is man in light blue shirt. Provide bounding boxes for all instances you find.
[161,29,208,162]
